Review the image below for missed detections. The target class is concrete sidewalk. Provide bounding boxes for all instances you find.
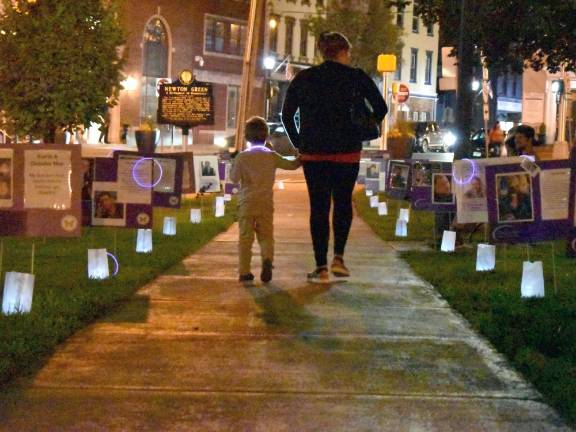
[1,170,571,431]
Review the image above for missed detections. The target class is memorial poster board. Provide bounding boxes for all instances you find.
[157,80,215,128]
[453,156,526,224]
[219,160,239,195]
[486,159,571,244]
[193,155,220,193]
[410,161,455,212]
[91,156,153,228]
[114,151,184,209]
[0,144,82,237]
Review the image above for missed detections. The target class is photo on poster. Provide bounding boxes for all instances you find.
[388,163,410,190]
[153,157,176,194]
[0,151,13,207]
[93,190,124,219]
[432,173,455,204]
[193,155,220,193]
[366,162,380,179]
[463,175,486,199]
[412,162,432,186]
[496,173,534,223]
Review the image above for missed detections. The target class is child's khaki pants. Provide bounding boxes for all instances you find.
[238,207,274,275]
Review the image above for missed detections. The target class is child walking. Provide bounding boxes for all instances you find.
[230,116,300,283]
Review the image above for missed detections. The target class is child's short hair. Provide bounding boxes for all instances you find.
[245,116,269,143]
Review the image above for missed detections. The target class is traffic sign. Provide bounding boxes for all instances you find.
[393,83,410,103]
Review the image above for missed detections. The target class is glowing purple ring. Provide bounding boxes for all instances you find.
[452,158,477,185]
[107,252,120,276]
[132,157,163,189]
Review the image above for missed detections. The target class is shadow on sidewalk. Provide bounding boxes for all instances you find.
[245,283,329,334]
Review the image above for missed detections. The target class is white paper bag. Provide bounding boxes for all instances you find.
[440,230,457,252]
[163,216,177,236]
[378,202,388,216]
[395,218,408,237]
[521,261,545,298]
[136,229,153,253]
[366,189,374,197]
[476,244,496,271]
[190,208,202,224]
[369,195,379,208]
[277,181,285,190]
[2,272,35,314]
[215,196,225,217]
[223,194,232,202]
[399,208,410,223]
[87,248,110,280]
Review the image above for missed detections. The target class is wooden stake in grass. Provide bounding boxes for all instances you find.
[30,241,36,275]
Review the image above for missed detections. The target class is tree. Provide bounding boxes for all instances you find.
[0,0,126,143]
[309,0,402,77]
[414,0,576,158]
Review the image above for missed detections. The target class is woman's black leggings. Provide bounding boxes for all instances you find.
[303,161,360,268]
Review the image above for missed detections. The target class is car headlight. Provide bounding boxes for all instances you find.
[443,132,457,147]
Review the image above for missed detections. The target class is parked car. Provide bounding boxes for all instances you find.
[410,121,456,153]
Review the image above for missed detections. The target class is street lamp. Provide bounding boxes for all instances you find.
[377,54,397,151]
[263,56,276,121]
[471,79,480,92]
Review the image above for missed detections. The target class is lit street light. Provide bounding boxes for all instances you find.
[263,56,276,121]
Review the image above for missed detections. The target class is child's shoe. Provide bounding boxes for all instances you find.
[307,266,329,283]
[239,273,255,282]
[261,259,273,283]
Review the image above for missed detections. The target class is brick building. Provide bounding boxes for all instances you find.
[108,0,265,147]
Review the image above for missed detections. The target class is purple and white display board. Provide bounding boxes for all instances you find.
[485,159,571,244]
[386,160,411,200]
[358,150,389,188]
[219,160,239,195]
[0,144,82,237]
[410,161,455,212]
[92,155,153,228]
[453,157,525,224]
[565,149,576,256]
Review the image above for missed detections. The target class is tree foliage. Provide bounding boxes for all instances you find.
[309,0,402,76]
[0,0,126,141]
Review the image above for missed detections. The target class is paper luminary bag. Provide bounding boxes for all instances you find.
[277,180,285,190]
[521,261,545,298]
[136,229,153,253]
[395,218,408,237]
[224,194,232,202]
[163,216,177,236]
[215,196,225,217]
[440,230,457,252]
[366,189,374,197]
[190,208,202,224]
[476,244,496,271]
[399,208,410,223]
[378,202,388,216]
[369,195,379,208]
[2,272,35,314]
[87,249,110,280]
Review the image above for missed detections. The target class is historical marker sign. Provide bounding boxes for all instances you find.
[157,72,215,128]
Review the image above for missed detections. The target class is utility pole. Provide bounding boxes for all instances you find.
[235,0,265,152]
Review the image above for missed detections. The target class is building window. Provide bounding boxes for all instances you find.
[410,48,418,83]
[396,6,404,28]
[285,17,295,56]
[427,23,433,36]
[394,53,402,81]
[204,15,247,56]
[300,20,308,58]
[269,14,279,52]
[142,17,169,119]
[412,15,419,33]
[227,85,240,129]
[425,50,433,85]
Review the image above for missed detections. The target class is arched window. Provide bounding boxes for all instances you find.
[141,17,169,120]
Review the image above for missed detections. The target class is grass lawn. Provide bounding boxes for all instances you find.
[0,196,236,387]
[355,189,576,425]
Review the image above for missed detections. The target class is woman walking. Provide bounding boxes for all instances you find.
[281,32,387,282]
